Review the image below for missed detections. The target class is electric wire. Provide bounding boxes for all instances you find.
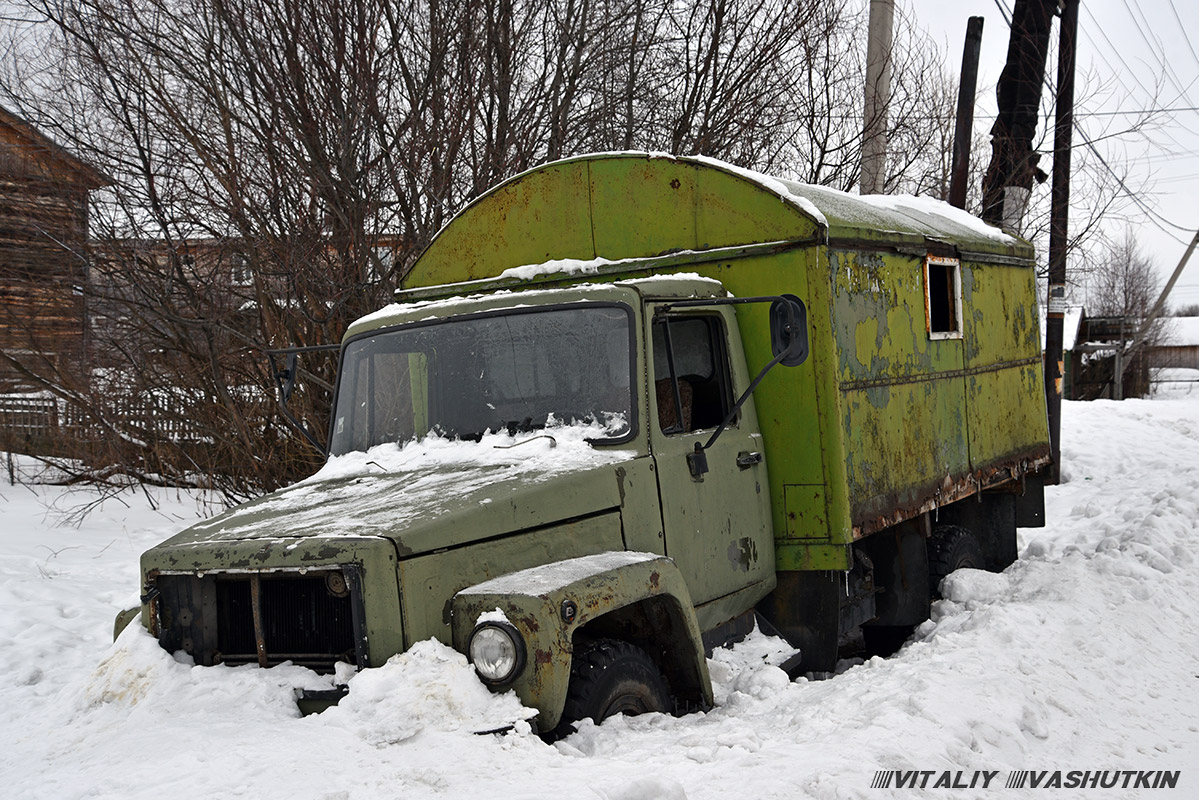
[1167,0,1199,71]
[981,0,1199,283]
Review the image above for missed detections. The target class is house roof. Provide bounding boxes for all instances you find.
[1040,305,1086,352]
[0,105,108,189]
[1169,316,1199,347]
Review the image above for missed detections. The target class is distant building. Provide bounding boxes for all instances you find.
[1041,305,1087,399]
[1149,316,1199,371]
[0,105,106,392]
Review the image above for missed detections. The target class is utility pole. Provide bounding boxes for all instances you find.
[1044,0,1078,484]
[860,0,894,195]
[981,0,1055,230]
[949,17,985,209]
[1113,317,1125,400]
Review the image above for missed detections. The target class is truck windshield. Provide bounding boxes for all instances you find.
[329,304,634,455]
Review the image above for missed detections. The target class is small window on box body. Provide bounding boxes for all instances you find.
[925,255,962,339]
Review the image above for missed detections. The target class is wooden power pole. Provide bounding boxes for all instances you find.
[860,0,894,195]
[980,0,1055,229]
[1044,0,1078,484]
[949,17,985,209]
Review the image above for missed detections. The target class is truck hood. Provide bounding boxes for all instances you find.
[150,425,639,561]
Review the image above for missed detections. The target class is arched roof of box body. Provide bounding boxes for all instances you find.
[401,152,1033,292]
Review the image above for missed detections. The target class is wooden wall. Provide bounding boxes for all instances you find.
[0,112,100,393]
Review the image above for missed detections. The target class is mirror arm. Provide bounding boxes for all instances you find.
[700,346,790,453]
[265,344,340,455]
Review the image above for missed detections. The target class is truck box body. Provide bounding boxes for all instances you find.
[393,153,1050,574]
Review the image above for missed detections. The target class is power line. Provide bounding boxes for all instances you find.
[988,1,1199,242]
[1167,0,1199,71]
[1071,105,1199,117]
[1120,0,1198,111]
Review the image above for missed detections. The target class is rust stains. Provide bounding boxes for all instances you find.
[851,446,1051,539]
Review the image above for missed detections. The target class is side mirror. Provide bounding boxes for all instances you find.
[770,295,809,367]
[279,352,299,401]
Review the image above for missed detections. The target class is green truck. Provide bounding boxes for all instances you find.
[123,153,1050,735]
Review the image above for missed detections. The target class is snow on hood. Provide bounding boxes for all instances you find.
[459,551,662,597]
[307,418,633,484]
[172,419,636,549]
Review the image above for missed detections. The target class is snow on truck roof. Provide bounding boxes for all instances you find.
[392,152,1033,308]
[485,152,1024,253]
[684,154,1020,251]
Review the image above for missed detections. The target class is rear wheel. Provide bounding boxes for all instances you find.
[861,623,915,657]
[555,639,671,737]
[927,524,984,599]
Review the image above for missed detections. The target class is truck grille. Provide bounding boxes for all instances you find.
[152,569,367,673]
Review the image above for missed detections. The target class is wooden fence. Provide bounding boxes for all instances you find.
[0,392,216,459]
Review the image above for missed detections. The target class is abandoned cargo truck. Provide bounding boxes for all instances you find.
[123,153,1050,735]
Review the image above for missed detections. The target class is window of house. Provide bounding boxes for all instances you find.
[925,255,963,339]
[231,255,251,285]
[651,315,734,434]
[369,246,395,283]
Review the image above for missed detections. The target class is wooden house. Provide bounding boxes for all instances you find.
[0,105,106,392]
[1149,316,1199,371]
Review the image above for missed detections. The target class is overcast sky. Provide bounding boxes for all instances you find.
[912,0,1199,310]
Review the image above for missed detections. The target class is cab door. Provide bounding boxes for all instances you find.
[647,305,774,609]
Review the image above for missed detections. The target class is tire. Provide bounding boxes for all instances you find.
[861,623,914,657]
[927,524,984,599]
[555,639,672,737]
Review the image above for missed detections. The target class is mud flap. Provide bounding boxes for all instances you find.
[758,570,850,674]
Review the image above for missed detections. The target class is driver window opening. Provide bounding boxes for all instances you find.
[652,315,733,435]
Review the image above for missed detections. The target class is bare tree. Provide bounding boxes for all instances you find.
[0,0,1013,499]
[1075,226,1173,398]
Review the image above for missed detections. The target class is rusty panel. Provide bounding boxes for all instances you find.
[692,166,820,249]
[827,247,970,536]
[782,484,829,541]
[588,158,698,257]
[960,260,1051,468]
[841,377,970,534]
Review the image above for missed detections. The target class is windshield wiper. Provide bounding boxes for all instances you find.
[494,434,557,450]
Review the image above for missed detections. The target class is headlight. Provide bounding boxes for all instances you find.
[468,622,526,686]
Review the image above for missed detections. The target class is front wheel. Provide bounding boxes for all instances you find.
[555,639,671,737]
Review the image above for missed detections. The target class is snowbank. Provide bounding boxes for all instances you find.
[2,396,1198,798]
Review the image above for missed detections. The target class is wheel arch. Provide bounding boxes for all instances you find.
[572,593,709,712]
[451,552,712,732]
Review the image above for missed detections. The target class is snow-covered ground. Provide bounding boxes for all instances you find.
[1153,367,1199,399]
[2,397,1197,799]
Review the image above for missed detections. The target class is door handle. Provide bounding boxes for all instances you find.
[736,451,763,469]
